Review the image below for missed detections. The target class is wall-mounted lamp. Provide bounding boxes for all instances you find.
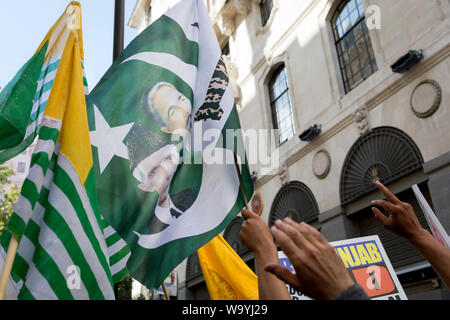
[391,50,424,74]
[299,124,322,142]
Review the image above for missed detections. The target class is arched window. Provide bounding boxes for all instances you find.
[259,0,273,27]
[269,65,295,143]
[223,217,249,256]
[332,0,377,93]
[269,181,320,228]
[186,252,202,281]
[340,127,424,205]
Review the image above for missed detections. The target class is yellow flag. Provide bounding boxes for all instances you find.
[197,234,259,300]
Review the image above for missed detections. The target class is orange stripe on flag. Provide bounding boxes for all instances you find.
[197,234,259,300]
[44,30,92,184]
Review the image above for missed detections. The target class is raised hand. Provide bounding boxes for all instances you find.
[371,181,425,240]
[239,209,291,300]
[265,218,355,300]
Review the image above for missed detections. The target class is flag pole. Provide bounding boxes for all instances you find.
[0,235,19,300]
[112,0,125,300]
[162,281,170,300]
[113,0,125,61]
[233,152,249,210]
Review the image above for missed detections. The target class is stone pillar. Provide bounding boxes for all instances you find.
[423,151,450,233]
[319,206,359,242]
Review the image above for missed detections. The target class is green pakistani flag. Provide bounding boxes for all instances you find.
[87,0,253,288]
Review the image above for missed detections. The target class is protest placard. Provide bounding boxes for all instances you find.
[412,185,450,249]
[278,235,407,300]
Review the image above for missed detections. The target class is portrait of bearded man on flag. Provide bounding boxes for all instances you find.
[125,81,198,235]
[86,0,253,289]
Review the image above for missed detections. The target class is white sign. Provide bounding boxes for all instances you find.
[278,235,408,300]
[412,184,450,249]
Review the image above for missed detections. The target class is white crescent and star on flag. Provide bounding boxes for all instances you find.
[88,0,242,248]
[89,101,242,250]
[89,104,134,173]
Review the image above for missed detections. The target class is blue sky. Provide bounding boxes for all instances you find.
[0,0,138,89]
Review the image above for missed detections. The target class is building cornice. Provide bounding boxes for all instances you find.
[253,43,450,189]
[365,42,450,112]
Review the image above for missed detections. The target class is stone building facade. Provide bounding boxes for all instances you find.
[3,143,35,188]
[129,0,450,299]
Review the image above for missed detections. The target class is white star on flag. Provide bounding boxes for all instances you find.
[90,104,134,173]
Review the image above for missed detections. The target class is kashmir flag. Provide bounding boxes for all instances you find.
[0,3,87,162]
[412,185,450,249]
[0,2,130,299]
[198,234,258,300]
[86,0,253,289]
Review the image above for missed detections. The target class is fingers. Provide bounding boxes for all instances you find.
[283,218,304,233]
[300,222,328,243]
[241,209,257,221]
[274,219,308,250]
[372,207,390,227]
[265,263,300,288]
[374,181,401,204]
[283,218,327,245]
[270,224,303,259]
[371,199,397,215]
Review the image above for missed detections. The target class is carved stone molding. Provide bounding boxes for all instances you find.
[313,150,331,179]
[217,13,235,37]
[352,106,371,136]
[215,0,253,37]
[232,0,252,14]
[410,79,442,118]
[278,161,289,185]
[224,58,243,106]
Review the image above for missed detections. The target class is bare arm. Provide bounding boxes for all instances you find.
[239,209,291,300]
[372,181,450,288]
[408,229,450,288]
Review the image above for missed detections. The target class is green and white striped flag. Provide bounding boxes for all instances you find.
[0,2,130,300]
[86,0,253,289]
[0,4,84,163]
